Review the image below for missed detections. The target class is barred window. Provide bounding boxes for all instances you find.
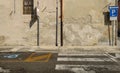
[23,0,34,14]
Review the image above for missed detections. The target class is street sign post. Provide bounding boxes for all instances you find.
[56,0,58,46]
[109,6,119,46]
[30,7,40,46]
[109,6,119,20]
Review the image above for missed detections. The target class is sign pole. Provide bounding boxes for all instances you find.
[115,20,117,45]
[112,21,114,46]
[37,17,39,46]
[113,20,116,46]
[109,6,118,46]
[56,0,58,46]
[30,7,40,46]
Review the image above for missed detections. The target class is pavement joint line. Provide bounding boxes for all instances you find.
[10,47,23,52]
[0,51,57,53]
[31,51,58,53]
[13,50,58,53]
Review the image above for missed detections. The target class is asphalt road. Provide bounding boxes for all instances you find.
[0,52,120,73]
[0,52,74,73]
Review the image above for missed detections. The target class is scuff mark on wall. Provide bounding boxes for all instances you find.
[42,7,47,12]
[0,0,116,46]
[0,36,5,45]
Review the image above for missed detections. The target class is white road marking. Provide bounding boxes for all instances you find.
[105,53,120,65]
[0,67,10,73]
[57,57,112,62]
[58,53,106,56]
[55,64,118,70]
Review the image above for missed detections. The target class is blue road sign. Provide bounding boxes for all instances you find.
[109,6,119,20]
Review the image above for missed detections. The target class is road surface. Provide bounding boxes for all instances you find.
[0,52,120,73]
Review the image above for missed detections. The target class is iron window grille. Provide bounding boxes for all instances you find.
[23,0,34,14]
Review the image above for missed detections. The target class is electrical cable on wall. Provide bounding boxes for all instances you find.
[14,0,16,13]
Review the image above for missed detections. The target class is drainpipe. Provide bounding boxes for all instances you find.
[60,0,63,46]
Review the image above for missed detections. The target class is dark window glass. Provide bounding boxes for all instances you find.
[23,0,33,14]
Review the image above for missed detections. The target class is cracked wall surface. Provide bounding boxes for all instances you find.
[0,0,116,46]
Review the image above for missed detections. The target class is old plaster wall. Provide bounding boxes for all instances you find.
[0,0,56,46]
[63,0,115,46]
[0,0,115,46]
[0,0,27,46]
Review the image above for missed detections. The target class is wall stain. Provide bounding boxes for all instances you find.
[0,36,5,44]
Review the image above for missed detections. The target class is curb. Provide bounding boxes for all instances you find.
[0,46,120,53]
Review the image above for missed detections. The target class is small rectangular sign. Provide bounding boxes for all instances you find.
[109,6,119,20]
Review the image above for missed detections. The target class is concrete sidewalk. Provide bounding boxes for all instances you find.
[0,46,120,53]
[59,46,120,53]
[0,46,58,52]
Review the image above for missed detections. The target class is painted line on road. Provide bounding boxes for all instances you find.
[105,53,120,65]
[55,64,119,70]
[57,57,112,62]
[0,53,52,62]
[24,53,52,62]
[58,53,106,56]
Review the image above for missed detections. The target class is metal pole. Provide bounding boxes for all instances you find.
[37,17,39,46]
[56,0,58,46]
[112,20,116,46]
[108,23,111,45]
[115,21,117,45]
[60,0,63,46]
[112,21,114,46]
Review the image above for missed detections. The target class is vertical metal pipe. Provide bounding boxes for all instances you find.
[56,0,58,46]
[112,20,116,46]
[60,0,63,46]
[37,17,40,46]
[115,21,118,45]
[112,21,114,46]
[114,20,116,45]
[108,23,111,45]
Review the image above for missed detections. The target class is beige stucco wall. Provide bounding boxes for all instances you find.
[63,0,112,46]
[0,0,116,46]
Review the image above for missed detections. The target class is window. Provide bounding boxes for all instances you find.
[23,0,34,14]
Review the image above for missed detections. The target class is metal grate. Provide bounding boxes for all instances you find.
[23,0,34,14]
